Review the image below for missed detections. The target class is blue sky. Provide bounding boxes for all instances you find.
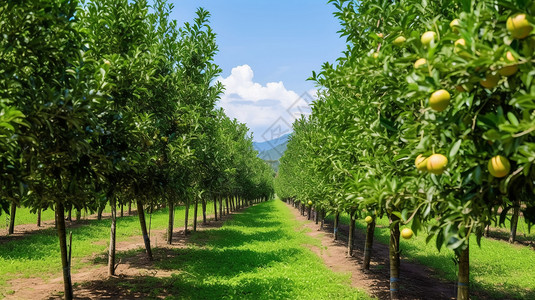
[171,1,346,141]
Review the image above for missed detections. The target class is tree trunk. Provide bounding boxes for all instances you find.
[307,205,312,220]
[137,200,153,260]
[108,195,117,276]
[76,208,81,222]
[184,197,189,236]
[67,205,72,222]
[509,197,520,244]
[219,196,223,218]
[97,204,104,221]
[128,201,132,215]
[314,207,319,224]
[56,201,73,300]
[226,197,230,214]
[8,201,16,235]
[363,220,376,270]
[389,214,401,299]
[193,199,198,232]
[167,198,174,244]
[202,198,207,225]
[320,209,325,230]
[37,208,42,227]
[334,211,340,241]
[457,244,470,300]
[213,197,218,221]
[348,210,356,257]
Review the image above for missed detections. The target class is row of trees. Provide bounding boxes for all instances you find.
[0,0,274,299]
[275,0,534,299]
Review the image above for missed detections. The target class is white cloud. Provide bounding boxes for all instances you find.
[217,65,315,142]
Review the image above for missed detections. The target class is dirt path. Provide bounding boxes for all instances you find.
[285,202,457,300]
[4,210,234,300]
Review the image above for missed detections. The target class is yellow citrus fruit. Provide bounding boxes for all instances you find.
[377,33,384,38]
[498,51,518,76]
[308,200,313,205]
[429,89,451,112]
[401,228,414,239]
[414,58,427,69]
[365,216,373,224]
[373,52,379,59]
[393,36,406,46]
[427,154,448,175]
[506,13,533,39]
[480,73,500,89]
[488,155,511,178]
[421,31,436,46]
[415,154,429,171]
[450,19,460,33]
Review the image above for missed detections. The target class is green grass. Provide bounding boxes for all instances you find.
[326,212,535,299]
[0,201,215,292]
[96,199,372,299]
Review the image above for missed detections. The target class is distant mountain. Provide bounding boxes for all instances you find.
[253,134,290,172]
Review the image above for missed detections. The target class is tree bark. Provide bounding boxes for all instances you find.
[314,207,319,224]
[363,220,376,270]
[213,196,218,221]
[128,201,132,215]
[348,210,356,257]
[184,197,189,236]
[320,209,325,230]
[226,197,229,214]
[389,214,401,299]
[307,205,312,220]
[167,198,174,244]
[219,196,223,218]
[334,211,340,241]
[67,205,72,222]
[108,195,117,276]
[97,204,104,221]
[202,198,207,225]
[137,200,153,260]
[193,199,198,232]
[37,208,42,227]
[457,244,470,300]
[76,208,81,222]
[8,201,16,235]
[509,196,520,244]
[56,201,73,300]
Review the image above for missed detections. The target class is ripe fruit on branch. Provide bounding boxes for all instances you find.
[414,58,427,69]
[415,155,429,171]
[427,154,448,175]
[421,31,436,46]
[498,51,518,76]
[373,52,379,59]
[480,73,500,89]
[393,36,406,46]
[401,228,414,239]
[308,200,313,206]
[429,89,451,112]
[506,13,533,39]
[450,19,460,33]
[377,33,384,38]
[365,216,373,224]
[488,155,511,178]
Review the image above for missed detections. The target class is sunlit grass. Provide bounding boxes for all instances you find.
[103,200,372,299]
